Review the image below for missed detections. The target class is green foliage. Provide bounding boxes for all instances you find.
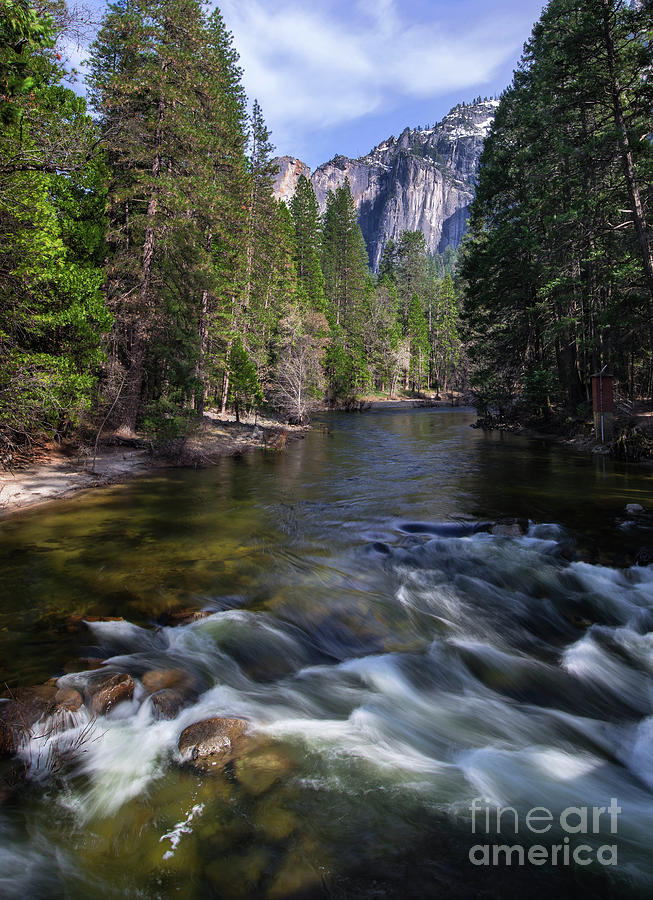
[142,396,193,446]
[0,4,110,447]
[228,337,263,421]
[290,174,325,312]
[522,365,557,417]
[324,331,368,406]
[0,0,52,122]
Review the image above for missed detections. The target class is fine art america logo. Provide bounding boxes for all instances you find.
[468,798,621,867]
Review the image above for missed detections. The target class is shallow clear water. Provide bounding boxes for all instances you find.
[1,408,653,899]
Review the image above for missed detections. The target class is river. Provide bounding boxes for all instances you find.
[1,407,653,898]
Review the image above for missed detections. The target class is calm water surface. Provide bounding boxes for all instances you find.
[1,408,653,899]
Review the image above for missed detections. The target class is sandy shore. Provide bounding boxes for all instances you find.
[0,447,153,516]
[0,412,306,517]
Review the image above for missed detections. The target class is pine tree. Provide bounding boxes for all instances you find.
[321,179,369,330]
[228,336,262,422]
[321,179,371,401]
[194,5,249,417]
[90,0,238,430]
[407,293,429,392]
[290,174,325,312]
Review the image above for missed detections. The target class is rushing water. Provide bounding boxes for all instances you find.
[1,408,653,899]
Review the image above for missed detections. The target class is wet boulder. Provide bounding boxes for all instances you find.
[627,503,645,515]
[0,684,59,756]
[141,668,194,695]
[635,548,653,567]
[142,669,197,720]
[178,716,249,766]
[84,673,135,716]
[65,614,124,633]
[159,608,213,627]
[490,518,528,538]
[54,686,83,711]
[150,689,187,721]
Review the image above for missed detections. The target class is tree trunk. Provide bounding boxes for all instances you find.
[119,83,164,432]
[195,288,209,417]
[220,335,232,416]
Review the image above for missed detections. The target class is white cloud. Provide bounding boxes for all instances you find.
[219,0,536,151]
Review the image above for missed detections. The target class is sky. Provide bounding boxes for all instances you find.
[71,0,548,169]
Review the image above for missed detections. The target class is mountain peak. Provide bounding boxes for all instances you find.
[272,97,497,270]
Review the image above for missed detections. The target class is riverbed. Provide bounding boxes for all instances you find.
[1,407,653,898]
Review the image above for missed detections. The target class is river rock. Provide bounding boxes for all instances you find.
[178,716,249,765]
[490,518,527,538]
[84,673,135,716]
[268,842,323,899]
[141,668,194,694]
[160,608,213,627]
[627,503,645,515]
[63,657,105,674]
[235,746,293,796]
[65,614,124,633]
[254,801,298,840]
[635,548,653,567]
[54,686,83,711]
[0,684,58,756]
[150,689,187,721]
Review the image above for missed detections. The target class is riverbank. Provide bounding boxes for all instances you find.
[0,411,306,517]
[474,411,653,464]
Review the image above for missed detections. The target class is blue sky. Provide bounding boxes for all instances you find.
[70,0,547,169]
[217,0,547,167]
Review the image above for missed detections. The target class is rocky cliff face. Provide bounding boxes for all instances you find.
[272,99,498,270]
[271,156,312,204]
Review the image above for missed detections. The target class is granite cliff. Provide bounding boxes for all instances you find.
[272,99,498,270]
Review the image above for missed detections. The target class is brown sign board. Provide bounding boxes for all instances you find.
[591,374,614,414]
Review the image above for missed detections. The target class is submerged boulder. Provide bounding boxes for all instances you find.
[63,657,105,674]
[65,614,124,633]
[235,746,293,796]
